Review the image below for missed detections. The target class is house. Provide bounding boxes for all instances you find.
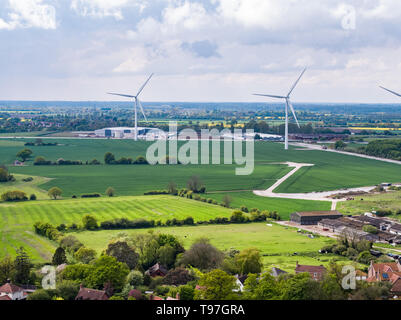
[145,263,168,278]
[290,211,342,226]
[234,275,248,292]
[355,270,368,281]
[13,160,24,166]
[0,282,27,300]
[75,285,109,300]
[390,224,401,236]
[295,262,327,281]
[271,267,288,278]
[367,261,401,296]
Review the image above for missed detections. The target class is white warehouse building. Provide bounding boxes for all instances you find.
[94,127,167,140]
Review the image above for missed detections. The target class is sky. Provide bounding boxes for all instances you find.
[0,0,401,103]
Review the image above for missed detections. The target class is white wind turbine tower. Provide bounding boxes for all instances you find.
[253,68,307,150]
[107,73,154,141]
[379,86,401,98]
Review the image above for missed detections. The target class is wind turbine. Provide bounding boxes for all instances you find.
[379,86,401,98]
[107,73,154,141]
[253,68,307,150]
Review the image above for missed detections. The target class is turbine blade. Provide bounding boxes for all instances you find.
[107,92,136,98]
[253,94,286,99]
[137,99,148,122]
[380,86,401,98]
[136,73,154,97]
[288,99,300,128]
[287,68,307,97]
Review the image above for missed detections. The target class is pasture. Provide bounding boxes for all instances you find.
[205,192,331,220]
[0,195,233,261]
[74,222,354,272]
[338,190,401,220]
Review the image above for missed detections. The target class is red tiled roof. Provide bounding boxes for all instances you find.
[128,289,142,300]
[150,295,164,300]
[295,264,327,273]
[0,283,24,294]
[0,295,12,301]
[391,278,401,293]
[75,287,108,301]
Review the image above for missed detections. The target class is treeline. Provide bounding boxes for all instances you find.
[34,210,275,240]
[1,190,36,202]
[104,152,148,165]
[333,139,401,161]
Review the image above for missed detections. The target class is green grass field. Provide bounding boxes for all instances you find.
[74,222,353,272]
[206,192,331,220]
[338,190,401,220]
[0,195,233,261]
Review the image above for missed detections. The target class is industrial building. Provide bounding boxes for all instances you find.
[94,127,166,140]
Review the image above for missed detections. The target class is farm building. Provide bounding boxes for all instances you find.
[290,211,343,225]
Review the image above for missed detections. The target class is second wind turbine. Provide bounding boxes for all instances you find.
[254,68,307,150]
[108,73,154,141]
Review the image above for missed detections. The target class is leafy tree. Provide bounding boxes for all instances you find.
[163,267,194,286]
[60,235,84,253]
[48,187,62,200]
[179,284,195,300]
[105,240,139,270]
[157,245,176,269]
[86,256,130,291]
[16,148,33,162]
[74,247,97,264]
[167,181,177,194]
[187,175,204,193]
[0,256,14,284]
[56,280,80,301]
[82,215,98,230]
[243,273,281,300]
[52,247,67,265]
[195,269,237,300]
[0,167,14,182]
[334,140,347,150]
[357,251,375,264]
[104,152,115,164]
[235,248,263,275]
[13,247,31,284]
[126,270,144,287]
[61,264,94,284]
[281,273,320,300]
[106,187,115,197]
[180,238,224,271]
[222,195,232,208]
[27,289,52,300]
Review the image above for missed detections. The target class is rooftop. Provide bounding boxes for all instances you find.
[294,211,342,217]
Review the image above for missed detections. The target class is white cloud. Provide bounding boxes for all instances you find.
[0,0,56,30]
[113,47,151,73]
[70,0,146,20]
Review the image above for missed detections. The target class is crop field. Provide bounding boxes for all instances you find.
[206,192,331,220]
[338,191,401,220]
[0,139,400,197]
[0,195,233,261]
[0,174,50,200]
[74,222,355,272]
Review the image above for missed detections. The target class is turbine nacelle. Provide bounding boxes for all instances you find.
[253,68,307,149]
[107,73,154,140]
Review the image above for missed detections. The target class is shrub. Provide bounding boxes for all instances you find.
[363,225,379,234]
[82,215,98,230]
[34,156,52,166]
[106,187,115,197]
[81,193,101,198]
[29,194,37,201]
[1,190,28,202]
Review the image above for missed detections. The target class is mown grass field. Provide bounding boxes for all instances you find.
[0,195,233,261]
[74,223,354,272]
[205,192,331,220]
[338,191,401,220]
